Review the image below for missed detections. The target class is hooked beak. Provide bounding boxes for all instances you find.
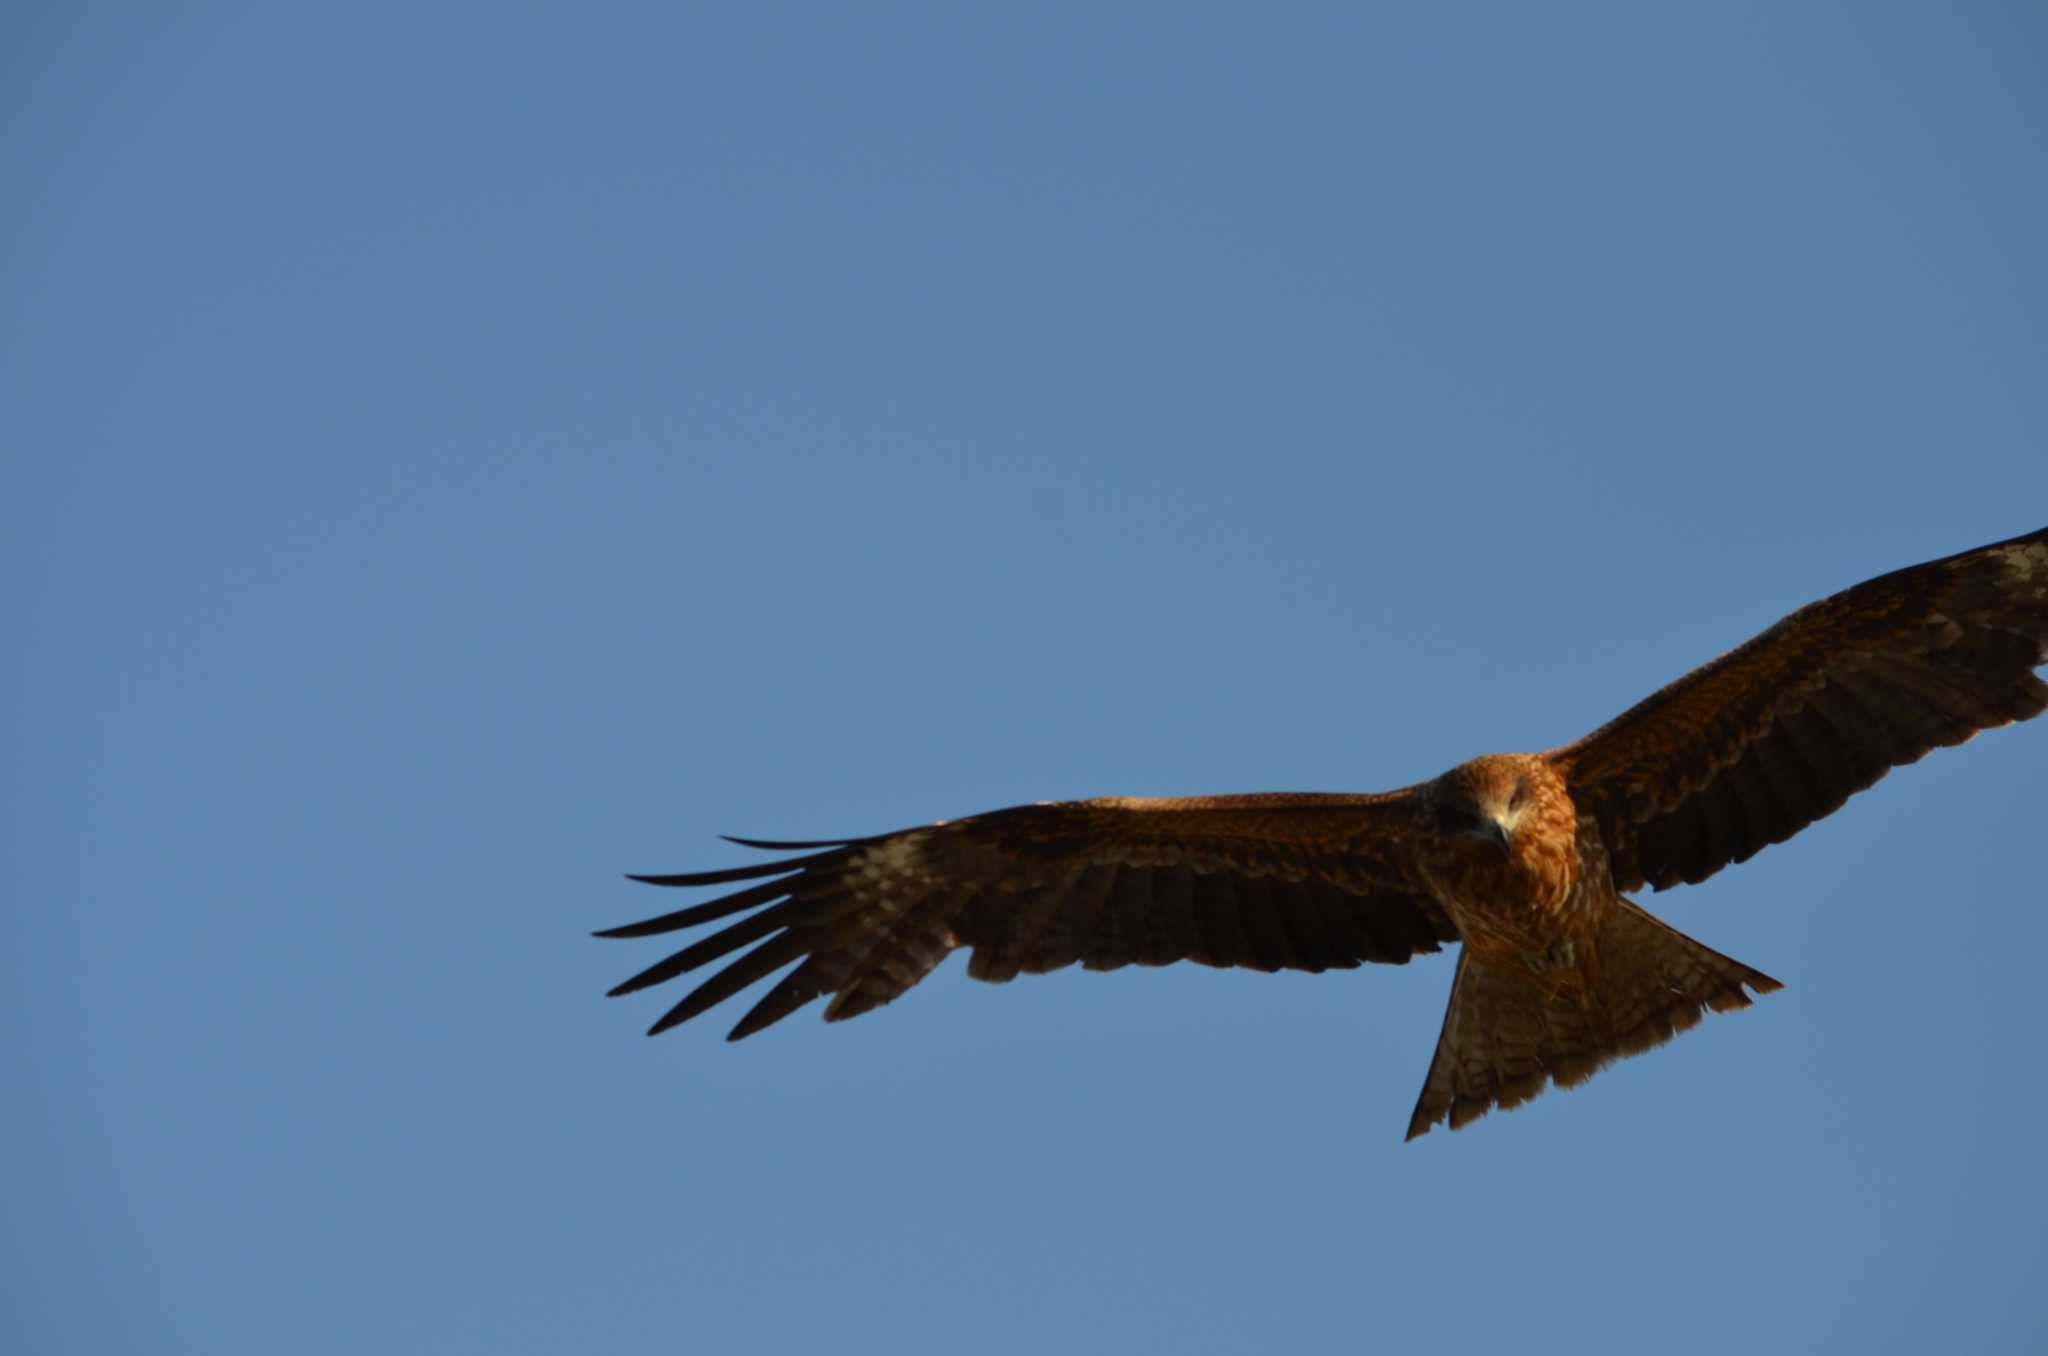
[1469,818,1512,859]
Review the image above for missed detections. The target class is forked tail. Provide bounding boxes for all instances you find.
[1406,902,1781,1139]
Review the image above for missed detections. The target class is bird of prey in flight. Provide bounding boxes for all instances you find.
[600,527,2047,1138]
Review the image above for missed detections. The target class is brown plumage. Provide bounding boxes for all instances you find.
[600,527,2048,1137]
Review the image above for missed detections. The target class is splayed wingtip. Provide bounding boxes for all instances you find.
[720,833,853,850]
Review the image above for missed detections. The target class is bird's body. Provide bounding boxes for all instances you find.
[1401,754,1780,1133]
[602,527,2048,1137]
[1414,755,1590,964]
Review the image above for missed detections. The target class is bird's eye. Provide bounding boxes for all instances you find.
[1509,782,1528,810]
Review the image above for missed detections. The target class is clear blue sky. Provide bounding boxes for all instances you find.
[7,4,2045,1352]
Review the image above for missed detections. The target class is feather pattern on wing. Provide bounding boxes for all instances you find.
[1554,526,2048,891]
[599,795,1454,1039]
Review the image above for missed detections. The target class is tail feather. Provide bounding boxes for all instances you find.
[1406,901,1780,1140]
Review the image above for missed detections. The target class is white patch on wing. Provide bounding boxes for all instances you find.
[1992,541,2048,579]
[855,831,930,881]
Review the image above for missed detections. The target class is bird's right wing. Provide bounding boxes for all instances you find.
[1553,526,2048,892]
[598,793,1453,1040]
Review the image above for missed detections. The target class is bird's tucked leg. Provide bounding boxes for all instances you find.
[1518,936,1601,1006]
[1405,901,1780,1139]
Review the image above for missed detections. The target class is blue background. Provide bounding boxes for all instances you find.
[8,4,2045,1352]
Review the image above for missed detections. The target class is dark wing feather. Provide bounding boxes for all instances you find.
[1553,526,2048,891]
[599,793,1452,1039]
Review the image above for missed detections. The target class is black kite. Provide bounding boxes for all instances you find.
[600,527,2048,1136]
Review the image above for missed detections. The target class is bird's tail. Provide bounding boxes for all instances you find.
[1405,902,1781,1139]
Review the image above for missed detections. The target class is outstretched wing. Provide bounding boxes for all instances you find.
[599,793,1452,1039]
[1554,526,2048,892]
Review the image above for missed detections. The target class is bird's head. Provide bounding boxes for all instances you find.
[1425,754,1550,861]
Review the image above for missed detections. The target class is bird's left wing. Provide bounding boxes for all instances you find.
[599,793,1451,1039]
[1553,526,2048,892]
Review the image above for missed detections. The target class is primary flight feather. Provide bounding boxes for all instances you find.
[601,527,2048,1137]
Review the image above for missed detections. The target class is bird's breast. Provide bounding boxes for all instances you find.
[1426,823,1609,967]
